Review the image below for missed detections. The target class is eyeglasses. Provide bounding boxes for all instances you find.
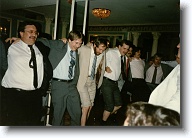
[24,30,38,35]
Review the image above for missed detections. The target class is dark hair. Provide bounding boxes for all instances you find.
[132,45,141,56]
[18,21,38,38]
[94,38,108,48]
[153,53,163,61]
[120,39,133,47]
[125,102,180,126]
[67,30,84,43]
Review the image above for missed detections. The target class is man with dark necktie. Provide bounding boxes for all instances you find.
[117,40,133,92]
[100,39,129,125]
[1,21,51,126]
[120,43,133,105]
[145,53,173,92]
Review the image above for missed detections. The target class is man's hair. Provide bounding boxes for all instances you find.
[125,102,180,126]
[18,21,38,38]
[120,39,133,47]
[67,30,84,43]
[132,45,141,56]
[153,53,163,61]
[94,38,108,48]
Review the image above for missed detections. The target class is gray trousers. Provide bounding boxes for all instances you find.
[51,80,81,126]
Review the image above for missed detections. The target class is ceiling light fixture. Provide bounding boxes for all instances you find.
[92,8,111,20]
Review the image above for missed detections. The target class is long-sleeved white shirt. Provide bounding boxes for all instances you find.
[104,47,121,81]
[2,40,44,90]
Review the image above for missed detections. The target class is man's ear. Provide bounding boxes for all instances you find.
[19,32,23,38]
[93,43,96,48]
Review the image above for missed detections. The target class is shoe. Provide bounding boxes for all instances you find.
[100,120,108,126]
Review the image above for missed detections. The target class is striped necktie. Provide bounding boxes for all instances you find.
[90,55,97,79]
[68,50,75,79]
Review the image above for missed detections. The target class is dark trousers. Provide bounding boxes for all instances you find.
[121,79,151,103]
[2,87,42,126]
[101,77,122,112]
[121,80,133,105]
[146,82,158,92]
[51,80,81,126]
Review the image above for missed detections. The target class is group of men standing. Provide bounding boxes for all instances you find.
[0,20,179,126]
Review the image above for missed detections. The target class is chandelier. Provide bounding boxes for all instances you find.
[92,8,111,20]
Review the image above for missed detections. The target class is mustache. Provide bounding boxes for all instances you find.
[29,36,36,39]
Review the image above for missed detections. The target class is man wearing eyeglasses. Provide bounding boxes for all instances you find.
[1,21,51,126]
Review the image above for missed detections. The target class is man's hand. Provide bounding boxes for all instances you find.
[105,66,112,73]
[5,37,20,44]
[61,38,67,44]
[86,42,93,47]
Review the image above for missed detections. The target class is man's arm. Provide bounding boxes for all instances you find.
[164,65,180,113]
[0,40,8,73]
[37,38,64,48]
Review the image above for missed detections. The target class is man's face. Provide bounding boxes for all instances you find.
[94,44,106,55]
[127,47,133,57]
[20,25,38,45]
[119,43,129,56]
[134,50,141,58]
[153,56,161,66]
[68,38,83,51]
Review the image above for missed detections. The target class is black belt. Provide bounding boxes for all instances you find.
[3,87,39,92]
[146,82,159,86]
[103,77,117,82]
[132,78,143,80]
[52,78,72,82]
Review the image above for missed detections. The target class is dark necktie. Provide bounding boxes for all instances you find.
[90,55,97,80]
[126,58,132,82]
[151,66,157,84]
[28,45,38,88]
[68,50,75,79]
[121,56,126,80]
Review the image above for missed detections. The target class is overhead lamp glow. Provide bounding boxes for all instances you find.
[92,8,111,20]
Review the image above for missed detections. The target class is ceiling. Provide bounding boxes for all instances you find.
[0,0,180,26]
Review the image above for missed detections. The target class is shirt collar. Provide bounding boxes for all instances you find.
[115,47,121,57]
[152,63,160,67]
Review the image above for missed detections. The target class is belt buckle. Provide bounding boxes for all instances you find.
[67,79,72,82]
[16,88,22,91]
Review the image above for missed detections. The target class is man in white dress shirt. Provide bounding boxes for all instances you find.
[1,21,44,125]
[145,53,173,92]
[100,42,129,125]
[148,43,180,113]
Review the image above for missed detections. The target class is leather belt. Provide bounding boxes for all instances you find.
[3,87,38,92]
[103,77,117,82]
[52,78,72,82]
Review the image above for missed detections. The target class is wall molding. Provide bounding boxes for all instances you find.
[87,24,180,32]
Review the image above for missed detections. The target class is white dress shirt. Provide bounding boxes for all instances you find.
[53,44,76,80]
[145,64,163,84]
[2,40,44,90]
[104,47,121,81]
[130,58,145,79]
